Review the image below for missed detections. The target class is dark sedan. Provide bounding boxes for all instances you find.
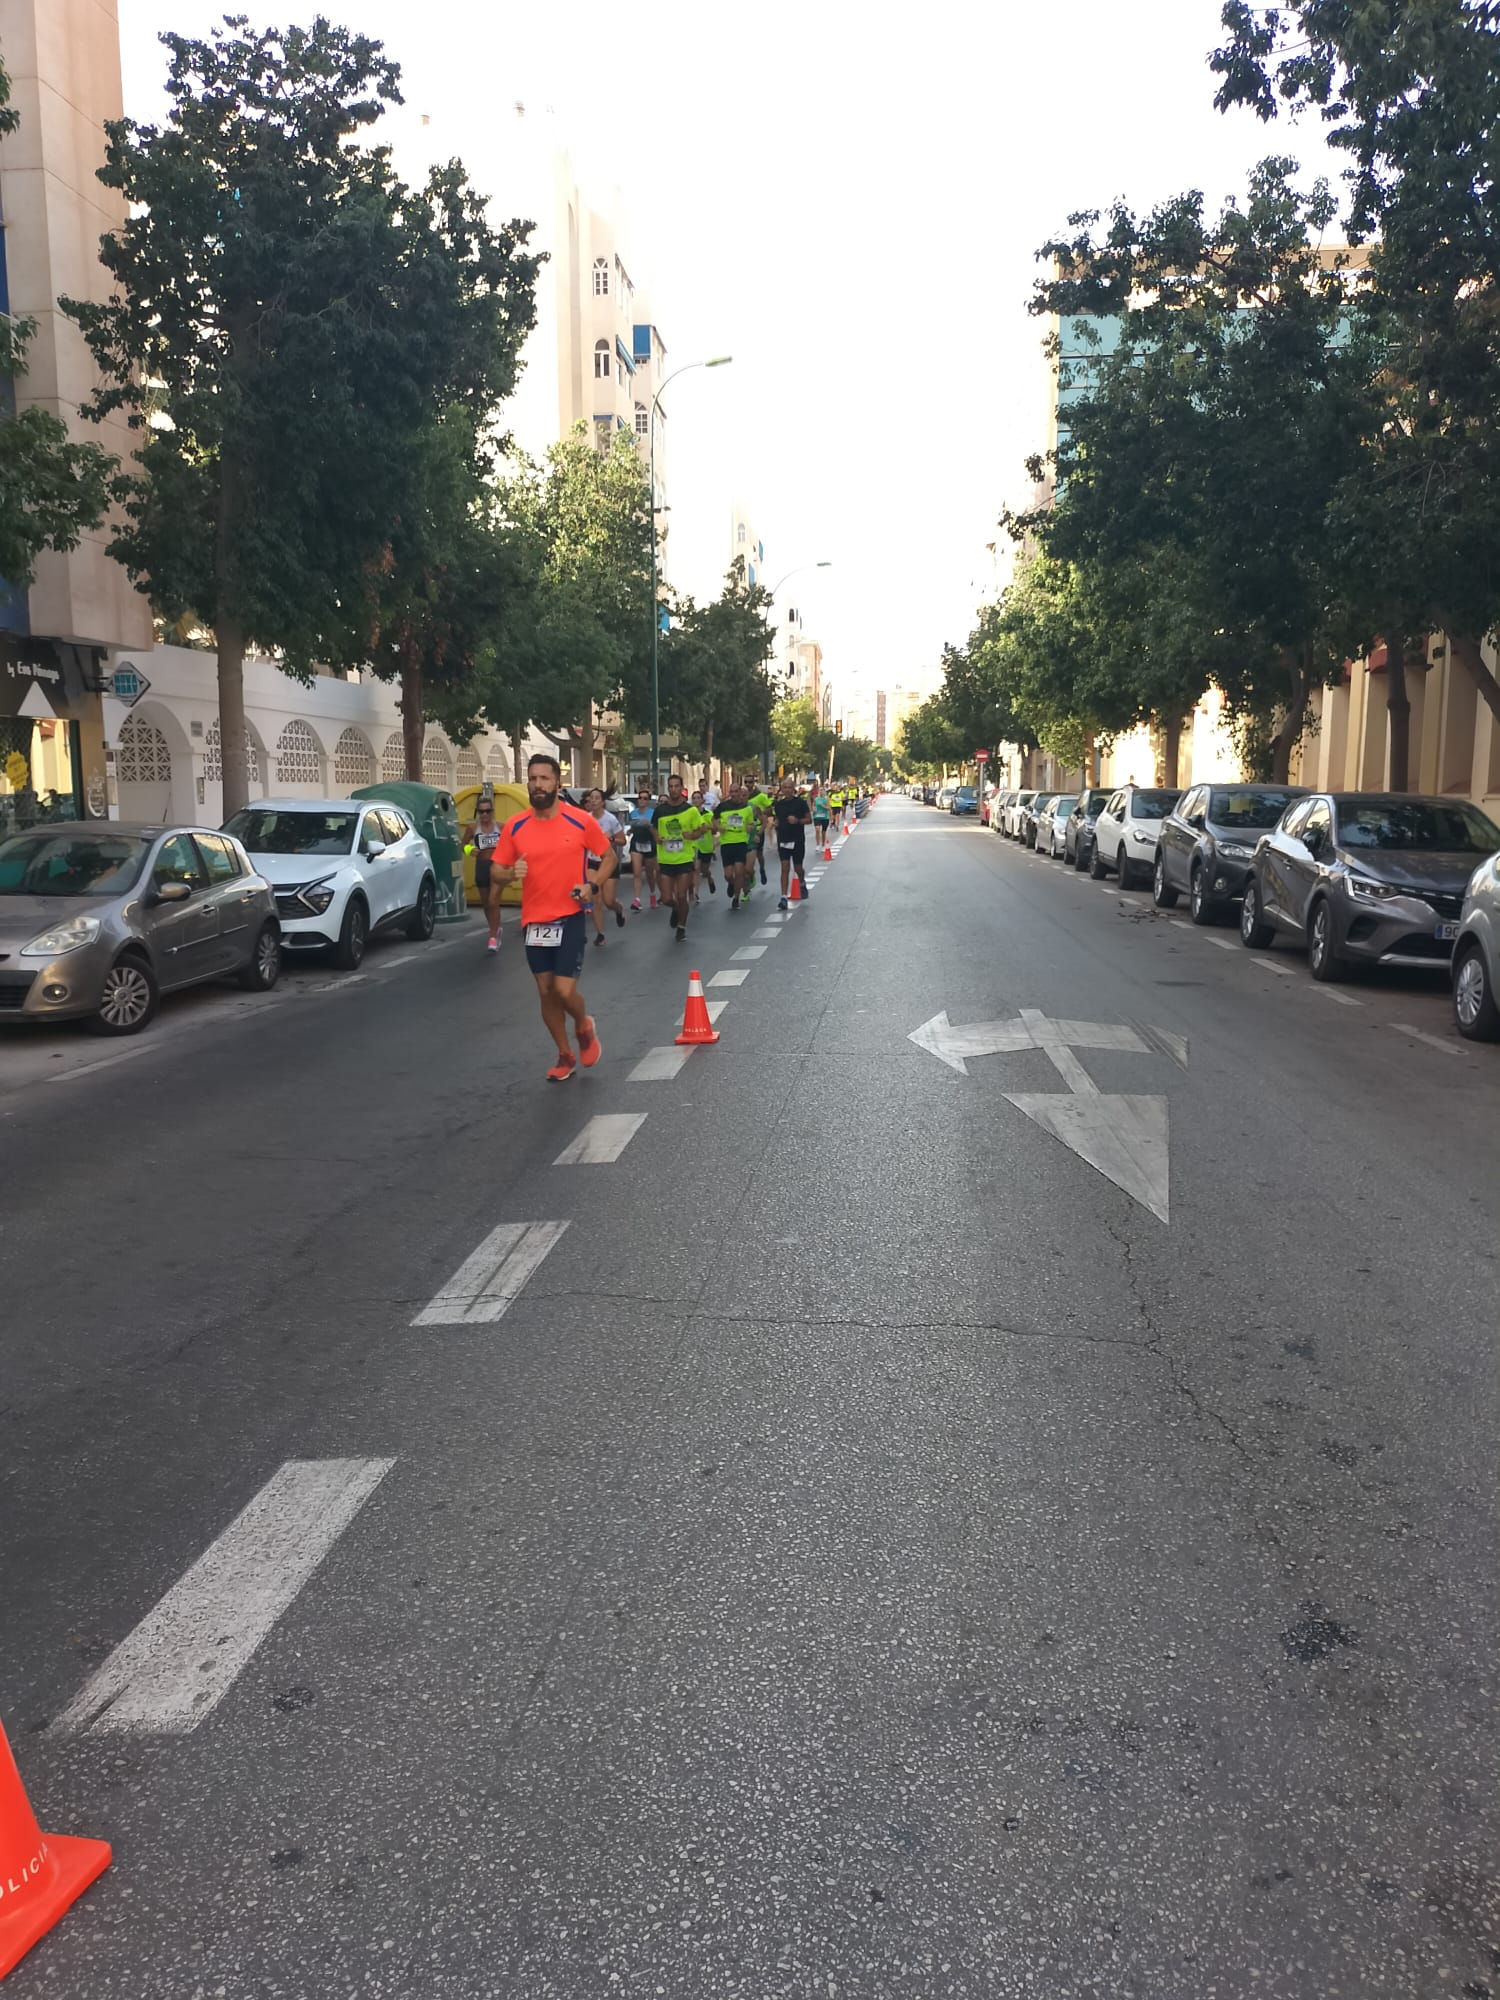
[1239,793,1500,982]
[1154,782,1308,922]
[1063,787,1116,870]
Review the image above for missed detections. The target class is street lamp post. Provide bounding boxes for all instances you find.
[764,561,832,777]
[649,355,732,789]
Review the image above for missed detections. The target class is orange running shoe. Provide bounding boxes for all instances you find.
[577,1017,602,1068]
[546,1052,576,1083]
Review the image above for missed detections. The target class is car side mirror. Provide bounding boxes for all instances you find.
[149,879,192,906]
[362,842,387,861]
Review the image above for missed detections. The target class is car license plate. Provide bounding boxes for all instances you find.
[1436,921,1458,942]
[525,922,564,947]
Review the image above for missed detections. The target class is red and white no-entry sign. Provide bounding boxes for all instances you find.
[974,749,989,762]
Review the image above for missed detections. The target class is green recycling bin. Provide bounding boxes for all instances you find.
[351,779,468,922]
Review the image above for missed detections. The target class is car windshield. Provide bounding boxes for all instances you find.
[1209,788,1300,829]
[0,831,149,897]
[1053,796,1078,814]
[955,787,976,799]
[1336,799,1500,853]
[1129,791,1178,819]
[225,808,358,856]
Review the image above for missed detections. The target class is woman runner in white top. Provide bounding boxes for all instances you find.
[584,788,627,945]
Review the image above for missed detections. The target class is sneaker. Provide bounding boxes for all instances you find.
[778,895,789,911]
[577,1017,602,1068]
[708,878,717,895]
[649,893,659,908]
[676,924,687,942]
[759,866,768,885]
[615,906,626,928]
[631,898,642,911]
[799,880,810,897]
[545,1053,576,1083]
[730,894,739,910]
[486,936,498,953]
[594,932,605,947]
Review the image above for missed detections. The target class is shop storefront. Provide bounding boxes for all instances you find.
[0,641,108,831]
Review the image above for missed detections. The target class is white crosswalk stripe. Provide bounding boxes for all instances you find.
[414,1219,571,1326]
[628,1046,694,1081]
[553,1112,648,1165]
[51,1458,394,1736]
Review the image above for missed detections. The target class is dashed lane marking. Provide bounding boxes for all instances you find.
[1208,938,1238,952]
[414,1219,571,1326]
[628,1046,694,1082]
[51,1457,394,1736]
[553,1112,648,1165]
[676,998,729,1029]
[708,969,749,988]
[732,945,768,961]
[1251,958,1297,976]
[1312,988,1363,1007]
[1390,1021,1463,1056]
[752,928,780,940]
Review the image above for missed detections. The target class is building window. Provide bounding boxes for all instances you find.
[594,339,611,380]
[333,727,376,790]
[274,719,322,787]
[486,742,509,780]
[381,731,406,781]
[204,717,262,791]
[634,402,649,436]
[117,714,172,786]
[737,524,746,544]
[593,257,609,297]
[422,734,452,789]
[456,746,483,788]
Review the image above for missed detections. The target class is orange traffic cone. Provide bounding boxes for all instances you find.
[0,1719,111,1980]
[789,871,803,903]
[822,841,833,862]
[675,969,720,1046]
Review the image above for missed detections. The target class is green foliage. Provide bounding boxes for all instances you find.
[658,558,776,763]
[770,695,821,772]
[0,56,114,589]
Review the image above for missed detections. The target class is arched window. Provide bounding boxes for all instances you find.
[594,338,611,380]
[274,718,322,787]
[634,401,649,437]
[381,730,406,781]
[421,735,452,788]
[592,256,609,297]
[737,523,746,544]
[116,714,172,785]
[204,718,262,790]
[456,746,483,788]
[486,742,509,780]
[333,727,376,790]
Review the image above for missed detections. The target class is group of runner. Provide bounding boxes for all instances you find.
[468,756,866,1081]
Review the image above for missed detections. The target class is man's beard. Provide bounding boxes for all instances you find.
[528,786,552,809]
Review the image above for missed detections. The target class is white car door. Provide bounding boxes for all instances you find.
[1098,792,1127,868]
[357,808,401,927]
[385,809,425,914]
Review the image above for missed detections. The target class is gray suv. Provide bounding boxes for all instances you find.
[1154,783,1307,922]
[1453,851,1500,1040]
[0,823,280,1034]
[1239,793,1500,982]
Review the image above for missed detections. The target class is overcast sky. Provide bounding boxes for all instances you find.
[119,0,1338,717]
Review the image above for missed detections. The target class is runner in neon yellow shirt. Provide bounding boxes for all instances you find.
[653,775,710,941]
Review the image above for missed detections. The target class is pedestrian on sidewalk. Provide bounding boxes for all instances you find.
[493,755,610,1082]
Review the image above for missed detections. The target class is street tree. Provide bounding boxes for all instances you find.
[0,58,113,595]
[659,559,776,769]
[64,17,537,814]
[770,695,821,774]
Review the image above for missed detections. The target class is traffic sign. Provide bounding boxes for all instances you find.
[974,748,989,762]
[108,664,152,708]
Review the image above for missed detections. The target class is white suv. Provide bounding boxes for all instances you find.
[224,799,437,969]
[1089,786,1181,889]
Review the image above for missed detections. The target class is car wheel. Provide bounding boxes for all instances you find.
[1152,855,1179,909]
[1119,853,1142,891]
[1307,897,1346,982]
[1240,879,1275,949]
[1189,866,1218,926]
[334,895,368,971]
[91,952,159,1036]
[406,875,436,941]
[1453,940,1500,1041]
[1089,840,1109,880]
[237,922,281,991]
[1075,837,1090,872]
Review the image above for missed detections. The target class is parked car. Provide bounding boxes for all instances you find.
[1063,788,1115,869]
[950,785,979,817]
[935,784,958,811]
[1004,790,1035,840]
[1090,786,1181,887]
[225,798,437,971]
[1453,851,1500,1041]
[1022,794,1058,850]
[1239,792,1500,982]
[1035,794,1078,857]
[0,822,279,1035]
[1154,783,1308,923]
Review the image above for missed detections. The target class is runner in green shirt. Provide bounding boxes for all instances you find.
[652,775,710,941]
[690,788,718,900]
[747,785,774,888]
[713,782,756,908]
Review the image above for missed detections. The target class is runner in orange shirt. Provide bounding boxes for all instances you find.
[493,755,612,1082]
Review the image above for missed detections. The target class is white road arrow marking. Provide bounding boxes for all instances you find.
[907,1009,1149,1075]
[1006,1092,1171,1222]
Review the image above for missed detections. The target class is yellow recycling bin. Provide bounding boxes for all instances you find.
[455,783,530,906]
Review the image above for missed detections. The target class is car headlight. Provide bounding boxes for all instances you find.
[301,877,337,914]
[21,915,102,958]
[1345,874,1406,903]
[1219,841,1254,860]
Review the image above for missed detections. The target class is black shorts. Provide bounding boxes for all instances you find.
[474,856,493,890]
[697,852,715,874]
[777,834,806,864]
[719,844,749,869]
[658,859,696,880]
[523,910,587,979]
[628,837,655,857]
[813,817,830,833]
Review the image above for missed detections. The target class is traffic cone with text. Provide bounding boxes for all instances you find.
[0,1718,111,1979]
[675,969,720,1046]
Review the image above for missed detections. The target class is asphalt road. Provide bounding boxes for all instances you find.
[1,797,1495,1999]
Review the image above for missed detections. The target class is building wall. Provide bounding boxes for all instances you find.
[1302,640,1500,813]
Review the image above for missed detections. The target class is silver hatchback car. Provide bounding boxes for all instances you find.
[0,823,280,1035]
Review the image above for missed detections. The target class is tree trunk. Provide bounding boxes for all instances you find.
[1160,714,1184,788]
[1266,645,1313,785]
[578,707,596,792]
[217,613,251,818]
[1386,643,1412,793]
[1447,629,1500,727]
[511,730,525,784]
[400,655,425,781]
[704,716,715,777]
